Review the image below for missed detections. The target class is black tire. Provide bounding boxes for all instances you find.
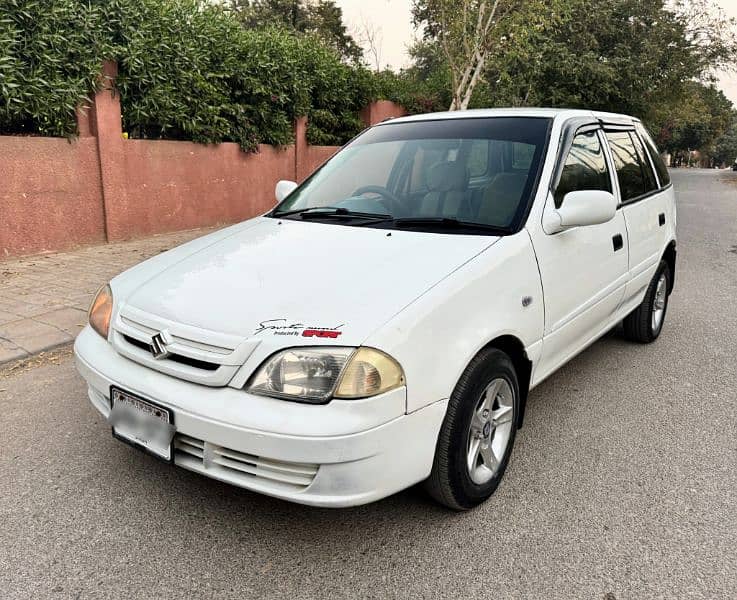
[424,348,519,511]
[623,260,671,343]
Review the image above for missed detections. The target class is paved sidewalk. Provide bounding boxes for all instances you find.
[0,228,217,365]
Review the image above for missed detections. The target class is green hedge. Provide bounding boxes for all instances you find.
[0,0,384,150]
[0,0,107,137]
[374,69,448,116]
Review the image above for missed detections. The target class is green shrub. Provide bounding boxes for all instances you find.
[303,46,376,145]
[0,0,108,137]
[374,69,447,115]
[0,0,395,149]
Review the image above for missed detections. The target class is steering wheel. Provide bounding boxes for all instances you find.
[352,185,402,215]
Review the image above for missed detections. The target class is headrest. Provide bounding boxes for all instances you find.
[427,161,468,193]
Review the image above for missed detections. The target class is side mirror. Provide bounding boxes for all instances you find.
[543,190,617,233]
[275,180,298,204]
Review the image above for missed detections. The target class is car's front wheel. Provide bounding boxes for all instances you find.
[623,260,672,343]
[425,348,518,510]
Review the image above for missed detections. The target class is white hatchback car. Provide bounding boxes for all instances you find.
[75,108,676,510]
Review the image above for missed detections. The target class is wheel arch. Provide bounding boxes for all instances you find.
[477,335,532,429]
[662,240,676,294]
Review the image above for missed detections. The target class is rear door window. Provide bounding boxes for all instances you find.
[636,124,671,187]
[605,131,653,202]
[629,132,658,193]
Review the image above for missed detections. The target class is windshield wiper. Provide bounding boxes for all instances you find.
[390,217,509,234]
[274,209,508,233]
[274,207,391,221]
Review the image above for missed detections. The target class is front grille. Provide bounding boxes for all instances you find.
[174,434,319,492]
[122,335,220,371]
[111,305,260,387]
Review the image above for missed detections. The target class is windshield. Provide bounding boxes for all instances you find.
[271,117,552,233]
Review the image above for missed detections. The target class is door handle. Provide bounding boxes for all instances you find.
[659,213,666,226]
[612,234,624,252]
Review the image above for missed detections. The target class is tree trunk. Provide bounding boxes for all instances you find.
[449,75,462,111]
[450,62,474,110]
[459,53,486,110]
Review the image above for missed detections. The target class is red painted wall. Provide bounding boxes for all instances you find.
[0,136,106,257]
[0,62,406,259]
[0,133,337,257]
[304,146,339,180]
[361,100,407,126]
[114,141,295,239]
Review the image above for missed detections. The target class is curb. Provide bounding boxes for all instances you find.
[0,340,75,372]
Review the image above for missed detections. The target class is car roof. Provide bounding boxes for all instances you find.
[382,107,640,126]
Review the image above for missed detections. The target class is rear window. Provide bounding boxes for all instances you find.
[512,143,536,170]
[467,140,489,177]
[636,124,671,187]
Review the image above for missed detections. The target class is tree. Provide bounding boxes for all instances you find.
[412,0,554,110]
[654,82,735,165]
[525,0,734,115]
[312,1,362,62]
[229,0,308,28]
[356,15,383,72]
[714,117,737,166]
[230,0,362,63]
[411,0,737,127]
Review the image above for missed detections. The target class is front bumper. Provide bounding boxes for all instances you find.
[74,326,447,507]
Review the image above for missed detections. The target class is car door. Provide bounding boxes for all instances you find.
[529,125,630,382]
[605,126,671,311]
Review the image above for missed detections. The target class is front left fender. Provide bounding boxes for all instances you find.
[364,233,545,414]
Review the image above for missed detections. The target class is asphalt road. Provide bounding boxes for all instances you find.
[1,169,736,600]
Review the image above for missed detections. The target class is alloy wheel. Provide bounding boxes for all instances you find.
[466,378,515,485]
[651,273,667,334]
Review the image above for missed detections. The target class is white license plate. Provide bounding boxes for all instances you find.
[109,388,175,461]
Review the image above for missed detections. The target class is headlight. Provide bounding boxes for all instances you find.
[88,284,113,339]
[246,347,405,403]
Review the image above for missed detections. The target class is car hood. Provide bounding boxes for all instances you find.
[121,217,499,344]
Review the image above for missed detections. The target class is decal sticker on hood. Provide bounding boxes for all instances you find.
[254,319,344,339]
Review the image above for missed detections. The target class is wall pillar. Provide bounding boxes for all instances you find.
[294,116,309,182]
[90,60,129,241]
[361,100,407,127]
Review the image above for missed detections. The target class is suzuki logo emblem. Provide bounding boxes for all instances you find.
[150,330,172,360]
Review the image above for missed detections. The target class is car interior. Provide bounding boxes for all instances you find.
[384,138,535,226]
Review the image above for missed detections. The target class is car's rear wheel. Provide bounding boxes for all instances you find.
[623,260,671,343]
[425,348,518,510]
